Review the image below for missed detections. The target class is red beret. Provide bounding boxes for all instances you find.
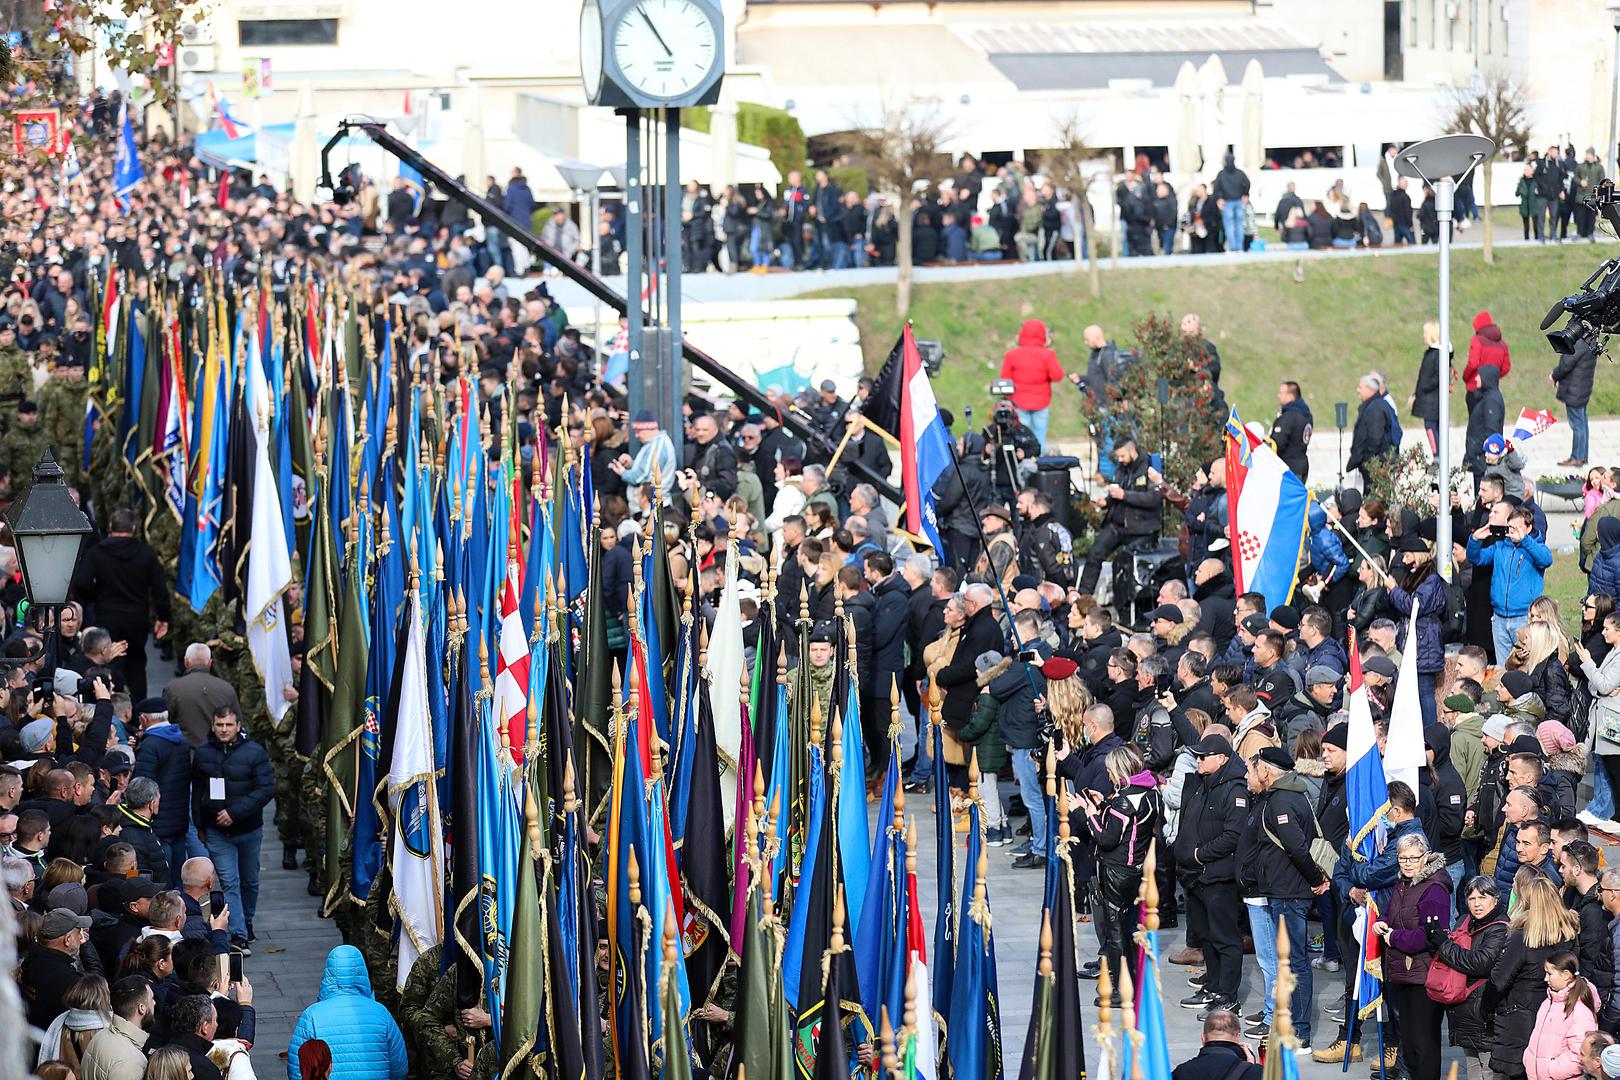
[1041,656,1078,681]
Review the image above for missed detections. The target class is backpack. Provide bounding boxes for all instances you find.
[1424,918,1506,1005]
[1382,399,1405,455]
[1440,576,1468,644]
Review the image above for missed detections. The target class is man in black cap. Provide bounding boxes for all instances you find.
[1247,743,1327,1048]
[21,906,92,1029]
[93,876,161,970]
[132,697,193,878]
[611,410,676,508]
[787,621,838,722]
[1174,733,1249,1019]
[1077,435,1164,601]
[811,378,846,436]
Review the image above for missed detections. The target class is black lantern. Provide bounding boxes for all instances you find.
[6,451,94,609]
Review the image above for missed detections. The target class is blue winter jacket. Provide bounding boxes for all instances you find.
[1307,503,1349,584]
[133,723,191,841]
[1589,517,1620,600]
[1465,533,1554,618]
[1332,816,1424,908]
[1388,571,1447,674]
[287,945,408,1080]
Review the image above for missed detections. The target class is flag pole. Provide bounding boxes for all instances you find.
[940,437,1041,697]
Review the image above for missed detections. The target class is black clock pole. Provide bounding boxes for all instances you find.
[665,107,682,454]
[624,107,644,430]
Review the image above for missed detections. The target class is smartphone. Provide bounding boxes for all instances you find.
[1489,524,1510,539]
[210,889,225,915]
[228,952,243,983]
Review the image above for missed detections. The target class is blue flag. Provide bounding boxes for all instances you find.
[947,804,1003,1080]
[836,679,869,943]
[113,102,143,212]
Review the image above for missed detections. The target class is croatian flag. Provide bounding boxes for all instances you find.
[898,324,953,553]
[1345,633,1388,1021]
[211,84,252,140]
[1509,407,1558,447]
[1223,408,1309,612]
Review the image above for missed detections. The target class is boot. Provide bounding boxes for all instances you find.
[1312,1037,1363,1065]
[1168,946,1204,965]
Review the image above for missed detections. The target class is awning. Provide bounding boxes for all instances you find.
[193,125,295,170]
[989,49,1340,91]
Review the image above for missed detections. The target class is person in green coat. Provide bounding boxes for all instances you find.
[1574,149,1607,239]
[1516,162,1544,241]
[959,649,1012,844]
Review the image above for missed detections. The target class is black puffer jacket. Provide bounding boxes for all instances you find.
[1552,336,1598,410]
[1431,906,1509,1052]
[190,732,275,838]
[1101,454,1163,537]
[1528,652,1575,726]
[1487,929,1577,1077]
[934,605,1004,727]
[132,722,191,841]
[1573,884,1612,1005]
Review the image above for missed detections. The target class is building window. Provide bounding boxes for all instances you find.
[238,19,338,47]
[1408,0,1418,45]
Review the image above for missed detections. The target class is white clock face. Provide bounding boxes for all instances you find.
[580,0,604,101]
[613,0,717,100]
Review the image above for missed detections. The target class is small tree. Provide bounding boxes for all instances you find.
[1078,315,1225,494]
[1442,71,1531,264]
[850,101,951,320]
[1044,113,1102,299]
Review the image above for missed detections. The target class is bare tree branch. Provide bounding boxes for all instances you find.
[1439,69,1529,263]
[847,100,953,319]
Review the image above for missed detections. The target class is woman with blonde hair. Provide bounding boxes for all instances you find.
[1521,619,1575,725]
[1488,873,1580,1079]
[1044,665,1094,750]
[144,1044,196,1080]
[1411,319,1446,456]
[37,973,110,1070]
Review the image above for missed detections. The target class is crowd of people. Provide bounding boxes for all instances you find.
[6,79,1620,1080]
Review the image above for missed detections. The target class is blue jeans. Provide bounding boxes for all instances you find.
[205,827,262,939]
[750,224,773,268]
[1159,227,1176,254]
[1222,201,1246,252]
[1569,404,1589,461]
[1393,224,1416,245]
[1012,749,1048,857]
[1593,758,1616,820]
[1417,672,1437,728]
[1247,901,1278,1019]
[1267,897,1314,1042]
[1016,407,1049,449]
[158,829,206,883]
[1492,614,1529,666]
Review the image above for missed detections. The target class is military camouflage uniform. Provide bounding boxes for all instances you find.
[784,660,836,722]
[1,413,50,493]
[409,948,493,1080]
[0,346,33,432]
[38,372,89,489]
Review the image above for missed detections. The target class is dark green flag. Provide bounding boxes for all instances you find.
[320,544,367,913]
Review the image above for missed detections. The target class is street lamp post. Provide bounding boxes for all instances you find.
[5,451,95,664]
[555,160,616,381]
[1608,7,1620,180]
[1395,135,1495,581]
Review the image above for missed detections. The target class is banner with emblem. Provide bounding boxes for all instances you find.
[12,109,60,156]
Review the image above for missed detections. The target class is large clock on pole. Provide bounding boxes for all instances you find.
[579,0,724,108]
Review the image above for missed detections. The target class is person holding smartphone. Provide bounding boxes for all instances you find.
[1466,501,1555,666]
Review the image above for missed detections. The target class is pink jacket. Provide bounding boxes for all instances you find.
[1522,985,1599,1080]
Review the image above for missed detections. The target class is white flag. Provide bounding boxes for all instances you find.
[389,584,443,986]
[244,331,294,723]
[1384,604,1428,804]
[707,544,744,824]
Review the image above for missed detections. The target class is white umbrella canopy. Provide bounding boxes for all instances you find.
[1240,58,1265,174]
[1197,53,1229,179]
[462,84,486,186]
[1174,60,1200,179]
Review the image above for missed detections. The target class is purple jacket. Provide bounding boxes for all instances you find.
[1383,861,1455,985]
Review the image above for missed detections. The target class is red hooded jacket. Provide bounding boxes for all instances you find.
[999,319,1066,410]
[1463,310,1510,392]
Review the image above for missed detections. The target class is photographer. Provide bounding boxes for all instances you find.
[982,401,1040,503]
[1076,435,1164,598]
[1466,502,1553,665]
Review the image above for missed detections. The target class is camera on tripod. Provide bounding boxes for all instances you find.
[1543,179,1620,356]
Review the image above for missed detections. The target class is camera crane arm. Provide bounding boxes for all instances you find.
[318,121,903,505]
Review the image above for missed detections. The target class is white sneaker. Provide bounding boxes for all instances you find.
[1579,809,1604,827]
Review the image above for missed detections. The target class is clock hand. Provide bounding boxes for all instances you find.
[640,9,674,56]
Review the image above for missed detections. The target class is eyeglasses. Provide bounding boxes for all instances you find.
[1396,853,1426,862]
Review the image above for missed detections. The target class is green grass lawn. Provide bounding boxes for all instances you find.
[815,241,1615,444]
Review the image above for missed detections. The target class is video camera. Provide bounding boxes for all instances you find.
[1543,179,1620,355]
